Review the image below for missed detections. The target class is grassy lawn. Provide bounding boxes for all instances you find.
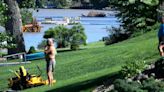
[0,30,160,92]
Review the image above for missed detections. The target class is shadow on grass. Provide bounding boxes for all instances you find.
[46,72,120,92]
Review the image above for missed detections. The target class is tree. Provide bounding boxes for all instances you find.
[158,0,164,16]
[16,0,35,8]
[110,0,158,34]
[0,0,34,26]
[0,0,7,27]
[69,24,87,50]
[132,0,164,18]
[4,0,26,54]
[52,0,72,8]
[0,32,16,49]
[44,25,69,48]
[140,0,159,6]
[1,0,39,54]
[43,24,87,50]
[90,0,109,9]
[21,9,33,25]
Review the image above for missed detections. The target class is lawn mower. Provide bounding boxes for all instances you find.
[8,66,56,90]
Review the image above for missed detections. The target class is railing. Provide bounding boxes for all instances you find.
[3,52,27,62]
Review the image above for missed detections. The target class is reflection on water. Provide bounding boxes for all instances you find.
[23,9,120,50]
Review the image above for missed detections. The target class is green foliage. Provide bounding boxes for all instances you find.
[129,0,159,6]
[43,24,87,50]
[141,0,159,6]
[0,0,8,26]
[90,0,109,9]
[28,46,36,54]
[70,42,80,50]
[112,78,164,92]
[69,24,87,50]
[158,0,164,16]
[0,0,43,26]
[110,0,158,34]
[105,27,130,45]
[0,32,16,49]
[17,0,35,8]
[0,0,36,26]
[20,9,33,25]
[37,40,47,50]
[131,23,160,37]
[142,78,164,92]
[47,0,108,9]
[53,0,72,8]
[120,60,146,78]
[113,79,142,92]
[44,25,69,48]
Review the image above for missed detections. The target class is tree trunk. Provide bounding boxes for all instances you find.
[4,0,26,54]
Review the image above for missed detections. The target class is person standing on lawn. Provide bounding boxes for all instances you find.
[158,16,164,56]
[44,38,57,86]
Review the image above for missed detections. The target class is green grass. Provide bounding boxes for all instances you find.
[0,30,160,92]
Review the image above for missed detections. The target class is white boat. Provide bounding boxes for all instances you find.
[41,17,80,25]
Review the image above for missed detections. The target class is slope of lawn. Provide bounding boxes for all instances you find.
[0,30,160,92]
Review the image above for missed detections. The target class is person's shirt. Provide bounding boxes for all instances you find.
[158,24,164,37]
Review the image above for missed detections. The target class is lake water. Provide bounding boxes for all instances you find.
[23,9,120,50]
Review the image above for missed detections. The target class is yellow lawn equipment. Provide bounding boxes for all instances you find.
[8,66,56,90]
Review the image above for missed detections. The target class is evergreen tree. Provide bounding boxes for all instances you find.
[110,0,159,34]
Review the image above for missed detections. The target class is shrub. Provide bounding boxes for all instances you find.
[109,0,158,34]
[142,78,164,92]
[70,41,79,50]
[112,78,164,92]
[28,46,36,54]
[120,60,146,78]
[43,24,87,50]
[105,27,130,45]
[113,79,142,92]
[69,24,87,50]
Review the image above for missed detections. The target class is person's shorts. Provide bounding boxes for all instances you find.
[46,60,56,73]
[159,36,164,44]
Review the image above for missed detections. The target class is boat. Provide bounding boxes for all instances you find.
[22,18,41,32]
[41,17,81,25]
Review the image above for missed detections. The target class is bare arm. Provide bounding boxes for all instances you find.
[44,46,51,54]
[159,45,164,56]
[45,46,55,54]
[160,45,164,52]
